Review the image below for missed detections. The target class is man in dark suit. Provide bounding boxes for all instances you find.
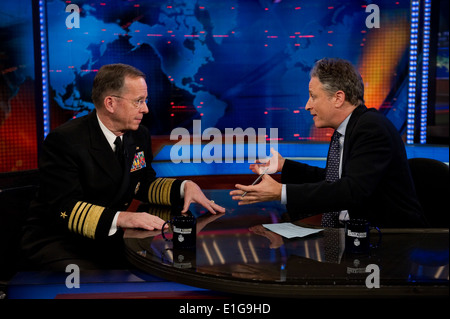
[21,63,225,270]
[230,58,428,228]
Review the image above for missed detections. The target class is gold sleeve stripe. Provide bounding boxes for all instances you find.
[156,178,166,204]
[149,178,160,204]
[83,205,104,239]
[77,203,92,235]
[164,178,175,205]
[68,201,83,231]
[159,179,167,205]
[67,201,105,239]
[155,178,166,205]
[148,178,176,205]
[148,206,172,221]
[148,178,163,204]
[154,178,164,204]
[68,201,88,233]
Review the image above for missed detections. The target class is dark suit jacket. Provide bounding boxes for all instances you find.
[281,105,428,228]
[21,111,183,268]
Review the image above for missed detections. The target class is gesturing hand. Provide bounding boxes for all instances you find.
[182,180,226,214]
[229,174,282,205]
[249,147,285,175]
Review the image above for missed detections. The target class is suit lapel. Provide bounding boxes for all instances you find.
[109,132,137,207]
[87,111,122,182]
[123,132,137,173]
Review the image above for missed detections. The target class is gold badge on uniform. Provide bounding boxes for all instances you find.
[130,151,146,172]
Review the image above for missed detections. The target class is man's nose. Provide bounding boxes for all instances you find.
[305,98,312,111]
[141,102,149,114]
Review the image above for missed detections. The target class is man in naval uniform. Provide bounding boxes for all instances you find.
[20,63,225,270]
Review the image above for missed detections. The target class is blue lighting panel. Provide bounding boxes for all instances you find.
[39,0,50,137]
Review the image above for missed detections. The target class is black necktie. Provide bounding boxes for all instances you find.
[321,130,342,228]
[114,136,124,167]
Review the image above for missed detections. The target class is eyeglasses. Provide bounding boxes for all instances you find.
[111,95,148,108]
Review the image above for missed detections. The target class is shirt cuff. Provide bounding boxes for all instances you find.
[180,180,188,198]
[108,211,120,236]
[339,210,350,223]
[281,184,287,204]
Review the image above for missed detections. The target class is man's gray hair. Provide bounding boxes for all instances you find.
[310,58,364,107]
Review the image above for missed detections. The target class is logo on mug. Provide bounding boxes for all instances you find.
[344,219,381,254]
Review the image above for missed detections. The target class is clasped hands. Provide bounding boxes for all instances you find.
[230,148,285,205]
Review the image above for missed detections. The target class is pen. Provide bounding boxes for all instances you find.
[241,168,269,197]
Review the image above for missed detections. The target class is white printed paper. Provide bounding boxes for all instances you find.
[262,223,323,239]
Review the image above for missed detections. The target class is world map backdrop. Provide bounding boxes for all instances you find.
[1,0,447,172]
[47,0,410,138]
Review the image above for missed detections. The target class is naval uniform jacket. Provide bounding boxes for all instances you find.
[281,105,428,228]
[22,111,182,263]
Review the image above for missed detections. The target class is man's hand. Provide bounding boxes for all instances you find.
[249,225,284,249]
[117,211,168,230]
[230,174,282,205]
[182,180,226,214]
[249,148,285,174]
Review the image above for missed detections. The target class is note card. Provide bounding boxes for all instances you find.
[262,223,323,239]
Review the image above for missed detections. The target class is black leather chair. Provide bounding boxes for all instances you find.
[408,158,449,228]
[0,170,39,296]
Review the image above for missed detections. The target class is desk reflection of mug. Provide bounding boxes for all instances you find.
[344,219,381,254]
[162,215,197,249]
[173,248,196,269]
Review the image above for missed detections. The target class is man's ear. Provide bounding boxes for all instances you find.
[103,96,115,113]
[334,90,346,108]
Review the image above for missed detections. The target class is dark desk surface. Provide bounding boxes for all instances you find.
[124,190,449,298]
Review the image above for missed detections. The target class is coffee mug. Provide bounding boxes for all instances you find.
[161,215,196,249]
[344,218,381,254]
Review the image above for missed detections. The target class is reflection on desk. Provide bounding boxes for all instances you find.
[124,190,449,298]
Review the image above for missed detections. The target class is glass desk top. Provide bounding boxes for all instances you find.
[124,190,449,298]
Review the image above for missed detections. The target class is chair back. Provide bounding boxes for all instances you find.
[408,158,449,228]
[0,170,39,281]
